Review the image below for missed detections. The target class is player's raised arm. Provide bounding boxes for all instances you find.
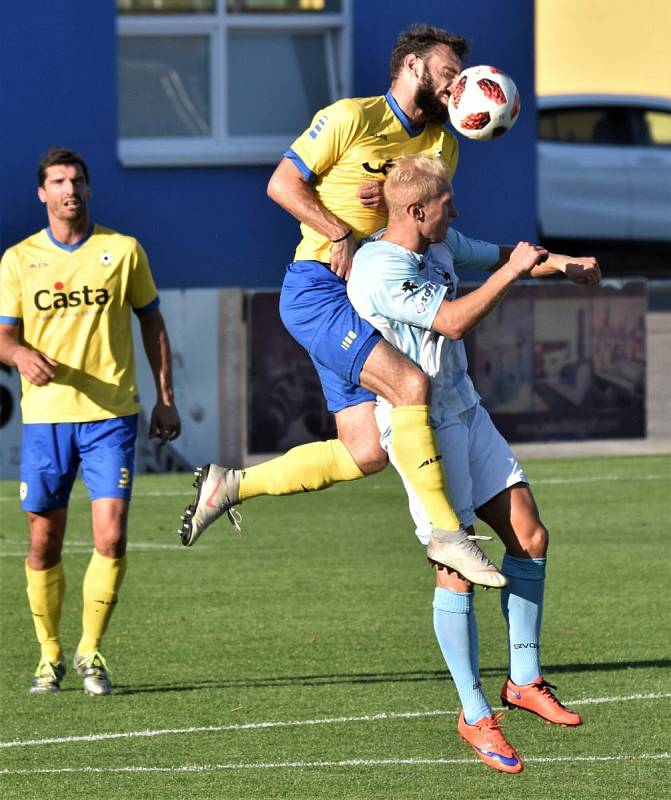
[491,245,601,284]
[431,241,548,340]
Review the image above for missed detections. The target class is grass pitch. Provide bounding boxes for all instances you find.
[0,454,669,799]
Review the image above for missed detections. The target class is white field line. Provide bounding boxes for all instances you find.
[0,752,669,777]
[1,692,669,751]
[0,472,668,505]
[0,541,188,558]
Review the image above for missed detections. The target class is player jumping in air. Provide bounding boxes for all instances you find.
[180,24,506,588]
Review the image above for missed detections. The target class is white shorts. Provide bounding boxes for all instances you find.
[376,400,527,544]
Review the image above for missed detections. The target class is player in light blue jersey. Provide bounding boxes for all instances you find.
[348,154,601,773]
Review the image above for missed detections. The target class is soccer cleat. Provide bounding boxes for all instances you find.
[501,676,583,726]
[457,711,523,774]
[179,464,241,547]
[74,651,112,696]
[427,529,507,588]
[29,658,66,694]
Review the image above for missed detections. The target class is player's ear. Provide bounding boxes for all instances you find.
[410,203,424,222]
[37,186,47,204]
[405,53,423,79]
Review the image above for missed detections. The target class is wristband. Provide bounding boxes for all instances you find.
[331,229,352,243]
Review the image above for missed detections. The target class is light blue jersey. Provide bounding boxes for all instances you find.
[348,228,499,417]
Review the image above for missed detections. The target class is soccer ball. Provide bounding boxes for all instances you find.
[448,66,521,141]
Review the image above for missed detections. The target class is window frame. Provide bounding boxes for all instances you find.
[117,1,352,166]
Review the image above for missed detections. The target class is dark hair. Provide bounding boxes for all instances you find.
[390,24,470,81]
[38,146,90,187]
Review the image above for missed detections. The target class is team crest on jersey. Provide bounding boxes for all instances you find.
[100,251,113,267]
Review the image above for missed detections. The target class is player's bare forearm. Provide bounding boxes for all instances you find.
[0,324,57,385]
[433,242,547,339]
[139,310,176,407]
[493,245,601,284]
[267,158,352,246]
[535,252,602,284]
[139,310,181,443]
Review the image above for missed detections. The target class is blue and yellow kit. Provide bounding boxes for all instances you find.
[287,91,459,263]
[0,224,159,423]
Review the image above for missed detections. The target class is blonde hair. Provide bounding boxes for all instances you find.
[384,155,451,218]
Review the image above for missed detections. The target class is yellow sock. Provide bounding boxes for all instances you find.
[78,550,127,655]
[25,560,65,663]
[239,439,364,501]
[390,405,460,531]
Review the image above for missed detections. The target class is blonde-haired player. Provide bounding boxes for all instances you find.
[348,154,600,772]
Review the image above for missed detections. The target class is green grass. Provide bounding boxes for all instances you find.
[0,454,670,799]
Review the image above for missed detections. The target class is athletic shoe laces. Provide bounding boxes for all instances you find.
[536,679,568,708]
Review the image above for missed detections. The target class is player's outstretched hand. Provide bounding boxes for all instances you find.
[563,257,601,285]
[149,402,181,447]
[330,232,358,280]
[14,348,58,386]
[358,181,386,211]
[506,241,549,279]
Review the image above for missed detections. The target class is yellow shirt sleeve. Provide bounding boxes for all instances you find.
[289,98,367,179]
[0,249,23,321]
[126,241,159,312]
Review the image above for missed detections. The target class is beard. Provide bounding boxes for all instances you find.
[414,71,449,125]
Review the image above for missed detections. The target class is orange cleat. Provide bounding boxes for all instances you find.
[457,711,523,774]
[501,677,583,726]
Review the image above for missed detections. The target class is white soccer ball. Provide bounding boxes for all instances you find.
[448,65,521,141]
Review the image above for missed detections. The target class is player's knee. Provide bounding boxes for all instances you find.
[341,437,388,475]
[519,522,548,559]
[388,366,429,406]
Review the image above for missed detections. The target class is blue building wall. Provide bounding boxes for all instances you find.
[0,0,535,290]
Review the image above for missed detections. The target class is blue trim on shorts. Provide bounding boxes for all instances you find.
[0,315,20,326]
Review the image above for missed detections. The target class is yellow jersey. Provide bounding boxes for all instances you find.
[0,224,158,423]
[287,91,459,263]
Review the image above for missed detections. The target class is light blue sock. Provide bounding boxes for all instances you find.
[433,588,491,725]
[501,554,546,685]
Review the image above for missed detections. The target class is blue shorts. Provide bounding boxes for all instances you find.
[19,416,139,512]
[279,261,380,413]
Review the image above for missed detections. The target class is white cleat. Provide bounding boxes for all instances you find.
[73,651,112,696]
[427,529,507,589]
[179,464,241,547]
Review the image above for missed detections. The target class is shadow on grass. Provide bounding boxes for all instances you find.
[113,658,671,696]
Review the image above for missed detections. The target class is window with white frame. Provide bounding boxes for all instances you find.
[117,0,351,166]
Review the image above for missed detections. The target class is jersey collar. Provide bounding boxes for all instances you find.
[385,90,426,137]
[45,222,95,252]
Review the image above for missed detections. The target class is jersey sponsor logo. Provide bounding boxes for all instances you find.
[33,283,111,311]
[362,159,395,175]
[29,262,50,269]
[513,642,539,649]
[418,455,442,468]
[371,133,388,141]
